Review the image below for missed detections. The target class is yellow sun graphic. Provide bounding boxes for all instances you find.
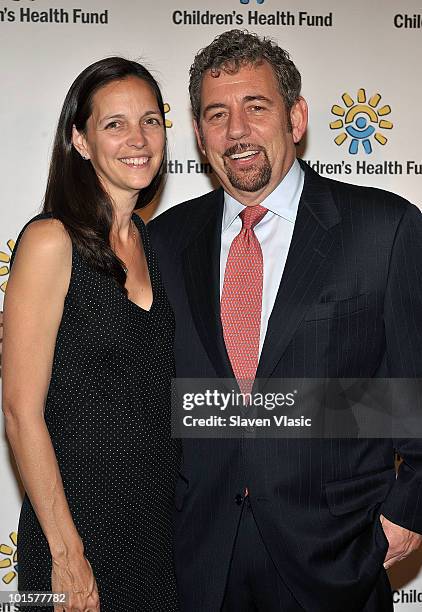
[0,239,15,293]
[0,532,18,585]
[164,103,173,128]
[330,89,393,154]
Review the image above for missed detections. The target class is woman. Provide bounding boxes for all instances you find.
[2,58,180,612]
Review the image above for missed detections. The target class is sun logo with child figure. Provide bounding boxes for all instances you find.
[330,89,393,154]
[0,239,15,293]
[164,103,173,128]
[0,531,18,585]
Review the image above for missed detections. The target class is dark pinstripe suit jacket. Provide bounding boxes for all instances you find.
[148,160,422,612]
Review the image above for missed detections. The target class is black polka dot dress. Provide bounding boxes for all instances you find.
[14,213,181,611]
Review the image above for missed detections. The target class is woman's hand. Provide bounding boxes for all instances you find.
[52,554,100,612]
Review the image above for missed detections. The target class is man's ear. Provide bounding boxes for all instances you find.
[290,97,308,144]
[71,125,90,160]
[193,119,206,156]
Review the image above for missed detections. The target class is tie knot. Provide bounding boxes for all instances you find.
[240,205,268,230]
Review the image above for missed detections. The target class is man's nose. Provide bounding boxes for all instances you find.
[226,110,251,141]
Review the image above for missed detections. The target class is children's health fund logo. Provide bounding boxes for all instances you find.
[0,240,15,293]
[330,89,393,155]
[0,532,18,585]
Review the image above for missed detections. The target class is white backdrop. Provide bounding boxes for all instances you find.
[1,0,422,608]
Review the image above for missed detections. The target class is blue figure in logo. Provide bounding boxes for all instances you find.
[240,0,265,4]
[345,115,375,154]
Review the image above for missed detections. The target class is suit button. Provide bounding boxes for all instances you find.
[235,493,243,506]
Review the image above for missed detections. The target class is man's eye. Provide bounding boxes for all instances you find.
[250,106,265,112]
[210,112,225,121]
[105,121,120,129]
[144,117,161,125]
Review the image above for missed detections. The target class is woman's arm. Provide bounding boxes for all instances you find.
[2,219,99,610]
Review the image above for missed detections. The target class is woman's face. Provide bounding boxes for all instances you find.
[73,76,165,205]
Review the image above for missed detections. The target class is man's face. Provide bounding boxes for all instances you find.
[194,61,307,206]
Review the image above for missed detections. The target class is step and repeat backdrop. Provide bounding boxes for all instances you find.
[1,0,421,608]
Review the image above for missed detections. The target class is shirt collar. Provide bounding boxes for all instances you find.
[222,158,304,232]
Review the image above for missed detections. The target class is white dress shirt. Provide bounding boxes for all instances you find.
[220,159,305,355]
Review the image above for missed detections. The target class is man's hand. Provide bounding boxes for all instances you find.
[0,310,3,357]
[380,514,422,569]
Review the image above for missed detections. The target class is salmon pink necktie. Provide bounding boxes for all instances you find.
[221,205,268,391]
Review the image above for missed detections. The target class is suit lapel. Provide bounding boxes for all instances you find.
[256,162,341,380]
[182,190,234,380]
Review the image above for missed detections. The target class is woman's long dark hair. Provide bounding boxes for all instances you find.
[42,57,167,291]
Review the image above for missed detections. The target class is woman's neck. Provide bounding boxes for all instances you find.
[110,194,137,242]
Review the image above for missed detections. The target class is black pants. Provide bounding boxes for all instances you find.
[221,498,393,612]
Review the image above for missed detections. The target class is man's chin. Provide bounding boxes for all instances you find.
[227,170,271,194]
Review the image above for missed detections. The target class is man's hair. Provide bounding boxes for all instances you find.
[189,29,302,123]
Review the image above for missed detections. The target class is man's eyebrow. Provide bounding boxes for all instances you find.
[202,95,274,116]
[202,103,228,116]
[243,95,274,105]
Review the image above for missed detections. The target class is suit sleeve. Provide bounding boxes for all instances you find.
[380,202,422,533]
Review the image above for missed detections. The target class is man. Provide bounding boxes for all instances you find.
[148,30,422,611]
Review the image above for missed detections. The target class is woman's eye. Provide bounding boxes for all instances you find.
[105,121,120,129]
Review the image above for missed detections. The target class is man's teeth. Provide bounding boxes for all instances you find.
[230,150,259,160]
[120,157,148,166]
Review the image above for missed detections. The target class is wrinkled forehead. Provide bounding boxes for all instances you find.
[205,57,277,85]
[199,60,282,108]
[208,57,266,78]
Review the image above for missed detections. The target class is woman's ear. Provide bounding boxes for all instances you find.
[72,125,90,160]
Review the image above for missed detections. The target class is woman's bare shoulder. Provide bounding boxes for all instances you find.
[9,218,72,291]
[18,218,71,258]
